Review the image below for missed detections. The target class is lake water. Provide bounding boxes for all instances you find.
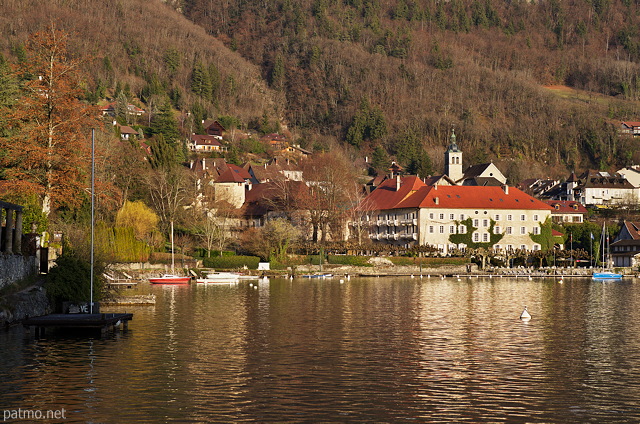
[2,276,640,423]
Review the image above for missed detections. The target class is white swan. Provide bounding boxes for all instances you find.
[520,306,532,321]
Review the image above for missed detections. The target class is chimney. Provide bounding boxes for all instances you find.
[503,185,509,195]
[434,196,439,205]
[396,175,401,191]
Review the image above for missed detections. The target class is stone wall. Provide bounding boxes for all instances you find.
[0,254,38,291]
[0,286,50,326]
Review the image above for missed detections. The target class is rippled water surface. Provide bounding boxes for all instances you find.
[3,276,640,423]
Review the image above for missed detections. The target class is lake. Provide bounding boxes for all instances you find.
[2,276,640,423]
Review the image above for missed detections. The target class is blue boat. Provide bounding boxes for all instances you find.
[592,272,622,281]
[592,222,622,281]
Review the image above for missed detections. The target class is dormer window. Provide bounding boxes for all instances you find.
[555,205,560,210]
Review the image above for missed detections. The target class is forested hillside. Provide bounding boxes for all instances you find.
[0,0,279,128]
[181,0,640,179]
[2,0,640,181]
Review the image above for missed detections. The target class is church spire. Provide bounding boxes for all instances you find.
[447,127,459,152]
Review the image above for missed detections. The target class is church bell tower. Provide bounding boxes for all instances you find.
[444,128,462,183]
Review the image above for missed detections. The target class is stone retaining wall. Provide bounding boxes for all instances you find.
[0,286,50,327]
[0,254,38,291]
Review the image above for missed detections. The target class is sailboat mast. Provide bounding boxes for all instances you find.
[171,220,175,274]
[90,129,95,314]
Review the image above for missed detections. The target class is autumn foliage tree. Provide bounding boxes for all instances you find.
[0,25,100,216]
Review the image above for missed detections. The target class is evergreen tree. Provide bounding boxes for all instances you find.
[150,99,180,143]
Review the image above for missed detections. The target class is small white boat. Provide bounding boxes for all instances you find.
[196,272,242,284]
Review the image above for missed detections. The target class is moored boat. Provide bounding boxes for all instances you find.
[196,272,242,284]
[592,272,622,281]
[149,274,191,284]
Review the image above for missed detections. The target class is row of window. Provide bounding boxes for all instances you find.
[428,213,540,222]
[428,225,541,235]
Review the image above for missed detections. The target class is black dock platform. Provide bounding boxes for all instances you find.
[23,313,133,337]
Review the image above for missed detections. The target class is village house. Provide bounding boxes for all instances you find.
[115,123,140,141]
[543,200,587,224]
[620,121,640,136]
[617,165,640,188]
[100,102,145,118]
[202,119,226,138]
[611,221,640,267]
[189,134,228,153]
[573,170,638,206]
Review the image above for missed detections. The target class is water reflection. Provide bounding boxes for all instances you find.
[1,277,640,422]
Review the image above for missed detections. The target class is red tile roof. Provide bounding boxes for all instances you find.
[216,168,246,183]
[358,176,554,212]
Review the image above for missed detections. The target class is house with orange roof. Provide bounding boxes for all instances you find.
[620,121,640,136]
[354,175,554,254]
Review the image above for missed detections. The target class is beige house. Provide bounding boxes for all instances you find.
[355,176,554,254]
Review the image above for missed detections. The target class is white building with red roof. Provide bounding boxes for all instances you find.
[355,175,554,254]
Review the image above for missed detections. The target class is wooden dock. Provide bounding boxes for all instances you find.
[23,313,133,337]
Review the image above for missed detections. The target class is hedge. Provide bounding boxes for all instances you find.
[203,255,261,269]
[328,255,373,267]
[389,257,469,267]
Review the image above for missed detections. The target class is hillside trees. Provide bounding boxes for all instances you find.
[0,25,101,217]
[300,150,359,242]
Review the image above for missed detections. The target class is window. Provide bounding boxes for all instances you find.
[473,233,479,242]
[483,233,489,242]
[507,214,513,221]
[495,214,501,221]
[533,227,540,235]
[520,227,526,234]
[439,213,444,220]
[482,219,488,227]
[533,244,540,251]
[459,225,466,234]
[473,219,479,227]
[506,226,513,235]
[460,214,466,220]
[495,226,501,234]
[450,226,455,233]
[429,226,434,233]
[450,214,455,220]
[520,244,527,250]
[429,213,434,219]
[439,226,444,233]
[533,214,539,221]
[521,214,526,221]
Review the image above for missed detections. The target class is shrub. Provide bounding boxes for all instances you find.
[203,255,261,269]
[388,257,469,266]
[45,254,104,311]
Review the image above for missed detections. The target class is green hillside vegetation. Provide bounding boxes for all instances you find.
[0,0,640,182]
